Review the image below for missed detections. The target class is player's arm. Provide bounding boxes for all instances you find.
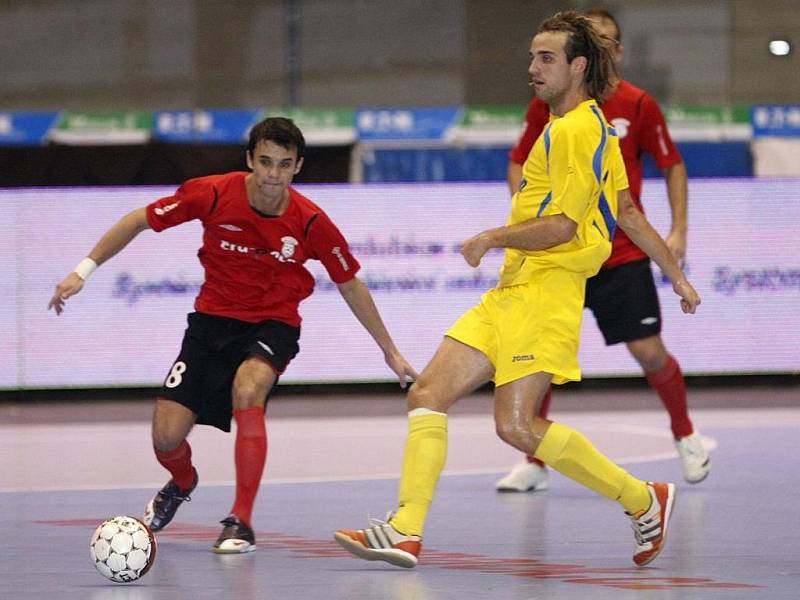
[640,93,688,264]
[617,189,700,314]
[468,119,584,266]
[662,161,688,264]
[48,207,151,315]
[506,161,524,196]
[460,214,576,267]
[507,99,549,196]
[336,277,419,388]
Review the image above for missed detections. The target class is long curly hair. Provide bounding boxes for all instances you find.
[537,11,618,104]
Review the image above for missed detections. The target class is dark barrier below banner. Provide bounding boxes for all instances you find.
[0,143,353,186]
[643,141,753,178]
[360,141,753,182]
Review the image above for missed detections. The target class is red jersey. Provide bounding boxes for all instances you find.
[509,80,683,268]
[146,171,360,325]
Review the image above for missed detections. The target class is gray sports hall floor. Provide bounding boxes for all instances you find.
[1,383,798,599]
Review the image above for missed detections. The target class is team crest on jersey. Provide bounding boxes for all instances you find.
[270,236,299,263]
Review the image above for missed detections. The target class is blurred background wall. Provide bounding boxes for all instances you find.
[1,0,798,111]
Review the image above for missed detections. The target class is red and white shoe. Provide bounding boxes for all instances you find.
[334,518,421,568]
[629,481,676,566]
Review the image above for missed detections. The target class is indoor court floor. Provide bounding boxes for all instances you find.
[1,383,798,599]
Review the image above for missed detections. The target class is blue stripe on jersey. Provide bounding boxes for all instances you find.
[539,124,553,215]
[543,123,552,174]
[537,191,553,217]
[598,191,616,240]
[590,105,607,183]
[590,104,617,240]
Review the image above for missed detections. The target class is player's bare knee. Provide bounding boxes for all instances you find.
[407,381,441,411]
[495,419,528,453]
[232,383,266,410]
[151,427,184,453]
[637,350,667,373]
[628,339,667,372]
[406,382,427,410]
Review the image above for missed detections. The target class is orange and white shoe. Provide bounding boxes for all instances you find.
[629,481,676,566]
[334,518,421,568]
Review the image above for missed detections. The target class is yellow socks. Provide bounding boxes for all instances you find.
[389,415,651,535]
[534,421,651,514]
[390,408,448,536]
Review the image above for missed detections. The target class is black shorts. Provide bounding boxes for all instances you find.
[585,258,662,346]
[158,312,301,432]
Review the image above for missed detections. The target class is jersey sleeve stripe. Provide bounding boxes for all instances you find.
[597,190,617,240]
[590,105,617,240]
[590,105,608,184]
[543,124,552,174]
[536,191,553,218]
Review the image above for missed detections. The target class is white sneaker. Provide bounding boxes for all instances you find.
[675,432,710,484]
[495,462,549,492]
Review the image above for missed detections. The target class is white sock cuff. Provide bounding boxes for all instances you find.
[408,408,447,418]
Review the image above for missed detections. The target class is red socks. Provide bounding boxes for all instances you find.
[646,353,693,438]
[230,406,267,527]
[154,440,195,491]
[153,407,267,528]
[527,388,552,467]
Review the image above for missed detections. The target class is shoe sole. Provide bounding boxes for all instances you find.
[684,460,711,484]
[333,532,417,568]
[213,542,256,554]
[496,481,549,493]
[636,483,676,567]
[685,471,710,484]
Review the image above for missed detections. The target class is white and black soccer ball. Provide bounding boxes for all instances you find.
[89,516,156,583]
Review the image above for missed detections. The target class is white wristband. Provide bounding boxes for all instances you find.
[74,257,98,280]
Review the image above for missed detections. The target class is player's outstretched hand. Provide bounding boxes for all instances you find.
[673,278,701,314]
[384,350,419,389]
[48,272,85,315]
[460,232,492,268]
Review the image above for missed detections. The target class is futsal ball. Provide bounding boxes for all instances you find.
[89,516,156,583]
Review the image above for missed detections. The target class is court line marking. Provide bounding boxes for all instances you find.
[1,424,718,493]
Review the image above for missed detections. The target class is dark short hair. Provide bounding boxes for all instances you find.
[536,10,618,103]
[247,117,306,160]
[586,7,621,43]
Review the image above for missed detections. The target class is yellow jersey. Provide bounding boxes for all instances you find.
[498,99,628,287]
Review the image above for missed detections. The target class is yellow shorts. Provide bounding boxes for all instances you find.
[446,269,586,386]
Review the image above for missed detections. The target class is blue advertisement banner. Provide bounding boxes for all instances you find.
[356,107,462,141]
[0,111,60,146]
[153,109,260,143]
[751,105,800,137]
